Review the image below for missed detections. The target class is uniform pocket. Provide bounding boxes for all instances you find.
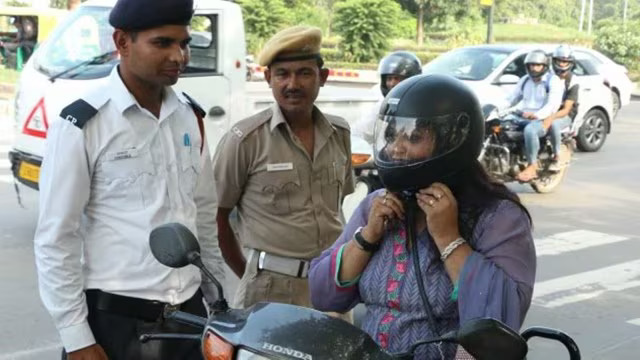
[180,146,201,197]
[94,148,155,211]
[321,161,346,213]
[259,170,301,215]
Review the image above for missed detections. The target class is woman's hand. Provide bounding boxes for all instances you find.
[416,182,461,250]
[361,190,405,244]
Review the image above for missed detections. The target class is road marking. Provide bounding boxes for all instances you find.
[627,318,640,326]
[0,343,61,360]
[533,259,640,308]
[535,230,629,256]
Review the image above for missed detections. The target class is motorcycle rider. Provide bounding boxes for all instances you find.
[501,49,564,182]
[351,51,422,143]
[545,45,579,171]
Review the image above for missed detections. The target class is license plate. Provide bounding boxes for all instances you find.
[18,162,40,183]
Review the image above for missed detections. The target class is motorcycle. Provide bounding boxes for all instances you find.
[142,222,581,360]
[479,105,575,193]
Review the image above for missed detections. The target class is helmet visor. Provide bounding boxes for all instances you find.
[374,113,471,168]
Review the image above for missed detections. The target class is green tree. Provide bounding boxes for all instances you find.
[289,2,330,32]
[595,21,640,70]
[333,0,402,63]
[238,0,289,55]
[396,0,480,44]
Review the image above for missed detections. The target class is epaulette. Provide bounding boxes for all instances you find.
[229,107,273,140]
[59,99,98,129]
[325,113,350,132]
[181,92,206,118]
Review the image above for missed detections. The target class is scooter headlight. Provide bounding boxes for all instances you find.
[203,331,234,360]
[351,153,372,166]
[236,349,271,359]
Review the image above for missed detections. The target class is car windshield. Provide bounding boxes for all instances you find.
[34,6,219,80]
[422,48,511,81]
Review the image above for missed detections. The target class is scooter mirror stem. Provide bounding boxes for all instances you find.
[187,251,229,312]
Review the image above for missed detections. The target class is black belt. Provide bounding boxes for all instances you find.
[85,289,200,322]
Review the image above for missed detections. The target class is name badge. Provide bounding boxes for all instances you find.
[107,148,139,161]
[267,163,293,172]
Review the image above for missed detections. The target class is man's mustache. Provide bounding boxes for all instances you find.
[283,89,305,97]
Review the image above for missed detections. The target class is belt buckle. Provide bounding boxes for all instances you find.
[163,303,180,318]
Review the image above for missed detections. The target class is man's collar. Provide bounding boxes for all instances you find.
[109,66,182,117]
[268,104,335,136]
[109,66,137,114]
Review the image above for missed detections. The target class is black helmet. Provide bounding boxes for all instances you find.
[373,74,484,193]
[378,51,422,96]
[524,50,549,80]
[552,45,575,74]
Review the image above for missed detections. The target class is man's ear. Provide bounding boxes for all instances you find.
[264,67,272,88]
[112,29,130,57]
[319,68,329,87]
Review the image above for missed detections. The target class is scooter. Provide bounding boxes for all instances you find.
[142,222,581,360]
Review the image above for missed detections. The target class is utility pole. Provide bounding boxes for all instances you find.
[588,0,594,35]
[624,0,629,26]
[486,4,494,44]
[579,0,586,32]
[480,0,494,43]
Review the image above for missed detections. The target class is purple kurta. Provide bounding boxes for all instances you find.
[309,190,536,359]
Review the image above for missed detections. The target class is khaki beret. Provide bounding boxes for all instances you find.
[257,26,323,67]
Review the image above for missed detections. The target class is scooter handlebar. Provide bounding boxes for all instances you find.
[166,310,207,329]
[521,326,581,360]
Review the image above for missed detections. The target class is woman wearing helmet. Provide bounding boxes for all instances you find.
[502,49,565,182]
[310,75,535,359]
[352,51,422,143]
[545,45,578,171]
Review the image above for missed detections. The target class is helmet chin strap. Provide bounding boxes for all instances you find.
[400,191,444,356]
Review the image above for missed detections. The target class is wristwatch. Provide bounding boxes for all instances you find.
[353,226,380,253]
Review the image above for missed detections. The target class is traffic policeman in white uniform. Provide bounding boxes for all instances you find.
[33,0,224,359]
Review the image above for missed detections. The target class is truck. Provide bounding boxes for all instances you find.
[9,0,377,194]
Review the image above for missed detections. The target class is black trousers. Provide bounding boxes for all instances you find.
[62,290,206,360]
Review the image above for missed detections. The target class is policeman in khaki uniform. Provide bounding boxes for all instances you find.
[214,26,354,309]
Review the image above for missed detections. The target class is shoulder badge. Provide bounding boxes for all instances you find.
[60,99,98,129]
[182,92,206,118]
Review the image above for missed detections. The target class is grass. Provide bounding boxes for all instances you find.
[424,23,594,46]
[491,23,593,44]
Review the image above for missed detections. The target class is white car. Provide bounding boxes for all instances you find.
[570,46,634,115]
[422,44,615,152]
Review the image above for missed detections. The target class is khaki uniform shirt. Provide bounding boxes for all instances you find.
[213,103,354,260]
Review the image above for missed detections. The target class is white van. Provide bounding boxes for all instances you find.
[9,0,247,190]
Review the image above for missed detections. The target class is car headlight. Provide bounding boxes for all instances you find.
[236,349,270,360]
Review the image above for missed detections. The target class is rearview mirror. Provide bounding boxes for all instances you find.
[149,223,201,268]
[458,318,528,360]
[495,74,520,85]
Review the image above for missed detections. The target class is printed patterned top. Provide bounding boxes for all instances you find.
[309,190,536,359]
